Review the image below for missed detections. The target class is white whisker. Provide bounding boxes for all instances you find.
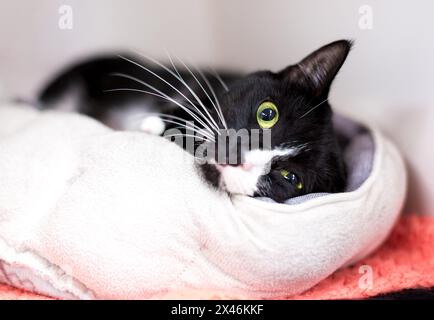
[164,133,210,142]
[152,51,222,135]
[210,67,229,92]
[164,49,183,80]
[149,113,215,139]
[105,89,215,140]
[172,56,224,133]
[104,88,167,101]
[299,98,329,119]
[195,67,228,130]
[168,125,216,142]
[109,73,214,136]
[133,50,222,135]
[120,54,220,133]
[100,98,215,140]
[104,88,208,134]
[158,119,215,141]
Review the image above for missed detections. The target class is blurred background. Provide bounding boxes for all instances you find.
[0,0,433,215]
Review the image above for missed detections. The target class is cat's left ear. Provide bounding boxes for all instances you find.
[283,40,353,97]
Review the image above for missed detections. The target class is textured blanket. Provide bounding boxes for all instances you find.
[2,214,433,300]
[0,103,406,299]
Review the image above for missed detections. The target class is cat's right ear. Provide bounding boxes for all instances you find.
[282,40,353,97]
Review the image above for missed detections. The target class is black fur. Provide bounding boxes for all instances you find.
[38,40,352,203]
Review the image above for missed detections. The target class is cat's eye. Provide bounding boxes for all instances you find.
[256,101,279,129]
[280,170,303,190]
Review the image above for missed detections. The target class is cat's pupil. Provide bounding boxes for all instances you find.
[281,170,301,188]
[288,173,298,185]
[260,108,276,121]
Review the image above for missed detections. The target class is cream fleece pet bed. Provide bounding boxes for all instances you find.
[0,103,406,299]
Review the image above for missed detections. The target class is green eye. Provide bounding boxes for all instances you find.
[256,101,279,129]
[280,170,303,190]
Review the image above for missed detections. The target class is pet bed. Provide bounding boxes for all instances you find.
[3,214,434,300]
[0,103,406,299]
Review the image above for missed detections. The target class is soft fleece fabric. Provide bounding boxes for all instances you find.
[0,103,406,299]
[2,214,433,300]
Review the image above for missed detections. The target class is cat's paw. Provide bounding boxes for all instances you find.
[139,116,165,135]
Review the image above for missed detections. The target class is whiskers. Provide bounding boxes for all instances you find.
[108,52,228,143]
[102,107,217,143]
[298,98,329,119]
[209,67,229,92]
[170,55,228,131]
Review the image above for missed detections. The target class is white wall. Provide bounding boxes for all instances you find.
[0,0,433,214]
[0,0,220,96]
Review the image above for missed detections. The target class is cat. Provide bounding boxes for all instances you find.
[38,40,352,203]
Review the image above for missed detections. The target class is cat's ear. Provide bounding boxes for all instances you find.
[283,40,352,96]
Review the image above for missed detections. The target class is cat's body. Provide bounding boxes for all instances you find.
[38,40,351,202]
[38,54,240,132]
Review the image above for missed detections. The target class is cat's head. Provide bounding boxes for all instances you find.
[199,40,352,202]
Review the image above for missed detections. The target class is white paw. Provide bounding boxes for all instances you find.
[139,116,165,135]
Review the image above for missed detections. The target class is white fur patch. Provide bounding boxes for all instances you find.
[140,116,165,135]
[105,104,166,134]
[218,147,300,196]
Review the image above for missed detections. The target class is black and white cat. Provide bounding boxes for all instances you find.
[38,40,351,203]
